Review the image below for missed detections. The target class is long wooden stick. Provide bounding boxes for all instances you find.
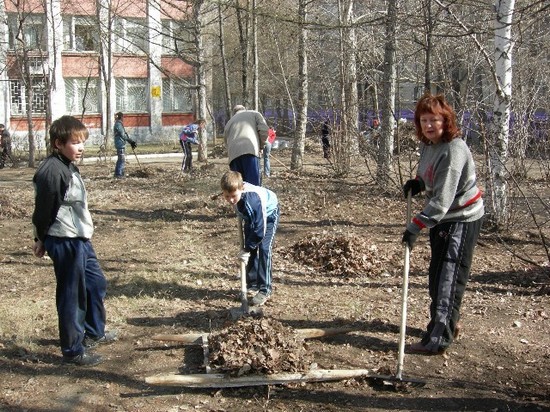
[269,152,292,170]
[150,327,356,345]
[145,368,371,388]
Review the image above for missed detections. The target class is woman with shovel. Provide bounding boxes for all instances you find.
[402,93,484,355]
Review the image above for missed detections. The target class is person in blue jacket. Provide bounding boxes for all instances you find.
[220,170,280,306]
[113,112,137,178]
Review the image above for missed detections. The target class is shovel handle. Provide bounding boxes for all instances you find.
[238,218,249,313]
[396,191,412,380]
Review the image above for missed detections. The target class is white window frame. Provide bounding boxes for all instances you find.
[9,78,47,115]
[116,78,147,113]
[63,16,98,52]
[7,14,46,51]
[65,78,100,114]
[115,18,148,55]
[162,78,193,113]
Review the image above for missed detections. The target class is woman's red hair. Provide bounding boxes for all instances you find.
[414,94,461,144]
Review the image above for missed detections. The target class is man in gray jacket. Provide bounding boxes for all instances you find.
[224,105,269,185]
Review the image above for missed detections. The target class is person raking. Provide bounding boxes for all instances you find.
[402,93,484,355]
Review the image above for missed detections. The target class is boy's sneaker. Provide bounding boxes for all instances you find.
[63,352,103,366]
[251,291,270,306]
[247,286,259,296]
[83,330,118,348]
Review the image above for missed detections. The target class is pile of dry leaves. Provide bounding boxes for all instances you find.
[284,234,391,277]
[208,317,313,376]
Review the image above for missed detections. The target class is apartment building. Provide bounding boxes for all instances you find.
[0,0,196,148]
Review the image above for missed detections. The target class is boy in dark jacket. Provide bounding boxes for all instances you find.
[32,116,116,366]
[221,171,280,306]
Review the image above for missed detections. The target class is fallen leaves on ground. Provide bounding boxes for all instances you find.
[208,317,313,376]
[283,234,393,277]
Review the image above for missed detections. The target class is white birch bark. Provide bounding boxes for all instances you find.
[0,0,10,127]
[193,1,209,161]
[290,0,308,171]
[489,0,515,227]
[45,0,65,121]
[377,0,399,188]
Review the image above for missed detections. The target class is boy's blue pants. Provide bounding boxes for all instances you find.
[246,206,280,294]
[44,236,107,357]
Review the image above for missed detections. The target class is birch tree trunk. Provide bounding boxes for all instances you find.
[217,3,232,123]
[235,0,250,106]
[98,0,114,151]
[251,0,259,111]
[290,0,308,171]
[193,1,209,161]
[488,0,515,228]
[377,0,399,188]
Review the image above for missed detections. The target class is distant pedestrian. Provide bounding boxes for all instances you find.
[224,105,269,186]
[263,127,277,177]
[0,123,13,168]
[113,112,137,179]
[32,115,117,366]
[179,118,206,173]
[321,120,331,161]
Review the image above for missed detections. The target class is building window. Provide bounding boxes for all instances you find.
[116,78,147,112]
[162,78,192,112]
[10,78,47,115]
[115,18,148,54]
[7,14,45,51]
[162,20,191,55]
[63,16,98,52]
[65,78,100,114]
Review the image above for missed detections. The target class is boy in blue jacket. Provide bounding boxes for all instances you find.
[221,171,280,306]
[32,116,116,366]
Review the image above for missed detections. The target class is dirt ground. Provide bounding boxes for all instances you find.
[0,145,549,412]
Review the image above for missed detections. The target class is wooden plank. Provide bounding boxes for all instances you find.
[150,333,203,345]
[150,327,355,345]
[145,368,371,388]
[296,327,355,339]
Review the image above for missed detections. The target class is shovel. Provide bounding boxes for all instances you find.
[131,146,142,169]
[367,191,425,388]
[230,218,262,319]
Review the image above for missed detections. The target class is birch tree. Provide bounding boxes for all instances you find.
[191,0,209,161]
[217,2,232,122]
[332,0,358,176]
[376,0,399,188]
[290,0,308,171]
[488,0,515,228]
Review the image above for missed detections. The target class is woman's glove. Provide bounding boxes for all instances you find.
[402,230,418,249]
[403,179,422,198]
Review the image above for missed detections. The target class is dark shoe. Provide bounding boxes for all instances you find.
[406,341,445,356]
[83,330,118,348]
[63,352,103,366]
[251,291,270,306]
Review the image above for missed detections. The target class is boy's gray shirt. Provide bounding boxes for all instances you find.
[33,153,94,242]
[407,138,484,234]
